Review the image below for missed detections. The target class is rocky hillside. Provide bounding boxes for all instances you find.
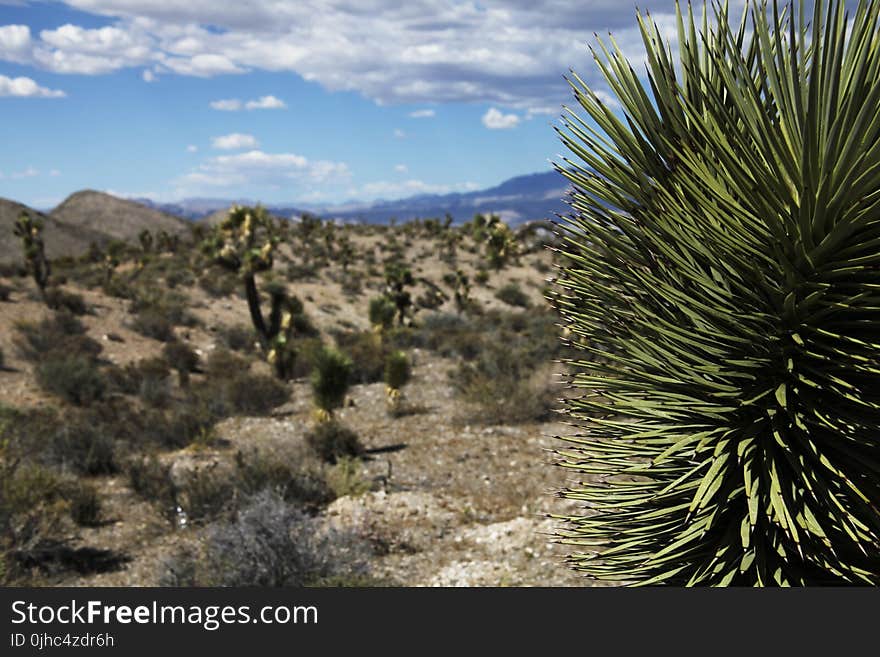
[0,198,107,264]
[51,190,190,243]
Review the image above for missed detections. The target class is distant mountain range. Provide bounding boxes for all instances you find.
[0,170,571,264]
[134,170,571,224]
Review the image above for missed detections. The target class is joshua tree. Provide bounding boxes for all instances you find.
[552,0,880,585]
[383,261,415,326]
[13,212,50,303]
[383,350,411,416]
[368,296,397,332]
[310,346,352,423]
[444,269,472,315]
[203,205,297,379]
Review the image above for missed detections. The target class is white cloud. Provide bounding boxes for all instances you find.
[177,149,350,191]
[11,166,39,178]
[49,169,61,176]
[482,107,520,129]
[209,98,241,111]
[393,129,406,139]
[209,95,285,111]
[186,144,198,152]
[0,24,31,62]
[1,1,683,111]
[244,94,285,109]
[142,68,155,81]
[352,178,479,201]
[394,164,408,173]
[212,132,259,150]
[0,74,65,98]
[408,108,435,118]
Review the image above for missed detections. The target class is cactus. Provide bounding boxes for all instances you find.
[202,205,298,380]
[13,212,50,303]
[310,346,352,421]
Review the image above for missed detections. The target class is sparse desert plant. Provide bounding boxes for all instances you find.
[494,282,530,308]
[336,330,385,384]
[12,212,50,303]
[162,341,199,388]
[0,282,13,302]
[233,449,335,511]
[162,489,372,586]
[35,355,106,407]
[552,0,880,585]
[306,418,364,464]
[44,288,87,315]
[202,206,299,379]
[66,481,102,527]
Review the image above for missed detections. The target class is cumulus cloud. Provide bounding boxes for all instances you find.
[408,108,435,118]
[142,68,155,81]
[0,1,682,111]
[186,144,198,152]
[482,107,520,129]
[244,94,285,109]
[209,95,286,111]
[209,98,241,111]
[212,132,259,150]
[0,74,65,97]
[11,166,39,178]
[393,129,406,139]
[177,149,350,191]
[394,164,408,173]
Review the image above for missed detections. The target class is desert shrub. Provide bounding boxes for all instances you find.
[203,349,250,378]
[171,489,372,586]
[474,268,490,285]
[35,355,106,406]
[14,312,102,363]
[326,457,372,499]
[288,337,324,379]
[0,462,70,583]
[177,466,234,525]
[219,324,256,353]
[126,456,177,524]
[49,417,116,475]
[306,421,363,464]
[198,267,239,298]
[0,282,12,301]
[163,341,199,387]
[66,481,102,527]
[336,330,385,384]
[233,449,335,511]
[494,282,530,308]
[130,311,175,342]
[451,345,556,425]
[223,374,289,416]
[44,288,87,315]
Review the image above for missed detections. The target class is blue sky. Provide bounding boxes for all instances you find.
[0,1,688,209]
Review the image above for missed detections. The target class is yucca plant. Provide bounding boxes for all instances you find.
[13,212,50,303]
[552,0,880,585]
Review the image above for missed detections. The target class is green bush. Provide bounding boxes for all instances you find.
[45,288,88,315]
[130,311,175,342]
[35,355,106,406]
[233,449,335,511]
[552,0,880,585]
[336,331,385,383]
[494,282,530,308]
[14,312,102,363]
[306,421,363,464]
[67,481,102,527]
